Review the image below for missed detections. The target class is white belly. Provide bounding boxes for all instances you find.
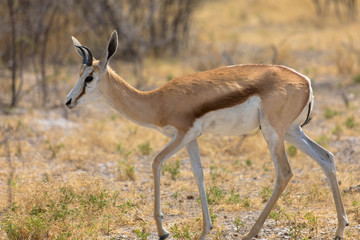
[195,96,261,136]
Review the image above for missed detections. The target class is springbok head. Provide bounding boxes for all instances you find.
[65,30,118,109]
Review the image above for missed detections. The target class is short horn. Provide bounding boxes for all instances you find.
[75,46,88,65]
[82,46,93,66]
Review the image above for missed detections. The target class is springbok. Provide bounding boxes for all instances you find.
[65,31,348,240]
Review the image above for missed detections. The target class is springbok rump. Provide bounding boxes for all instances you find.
[65,31,348,240]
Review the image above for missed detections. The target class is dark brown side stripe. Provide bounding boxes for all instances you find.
[193,87,259,119]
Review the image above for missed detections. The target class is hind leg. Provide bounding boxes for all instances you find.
[243,113,293,239]
[285,125,348,239]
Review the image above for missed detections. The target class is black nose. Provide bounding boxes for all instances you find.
[65,99,72,107]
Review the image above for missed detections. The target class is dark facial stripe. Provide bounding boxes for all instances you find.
[75,84,86,102]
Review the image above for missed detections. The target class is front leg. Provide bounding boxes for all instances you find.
[152,132,189,239]
[186,139,212,240]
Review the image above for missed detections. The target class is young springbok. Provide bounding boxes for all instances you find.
[65,31,348,240]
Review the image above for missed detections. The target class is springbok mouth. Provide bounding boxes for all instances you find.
[65,99,77,109]
[66,103,78,109]
[65,98,72,106]
[67,104,78,110]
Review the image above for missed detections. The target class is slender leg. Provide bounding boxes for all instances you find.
[285,125,348,239]
[244,118,293,240]
[152,131,195,240]
[186,139,212,240]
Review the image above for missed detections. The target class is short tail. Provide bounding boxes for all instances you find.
[301,101,312,128]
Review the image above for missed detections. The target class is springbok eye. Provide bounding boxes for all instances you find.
[85,76,93,83]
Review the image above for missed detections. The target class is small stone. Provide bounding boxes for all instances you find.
[187,195,194,200]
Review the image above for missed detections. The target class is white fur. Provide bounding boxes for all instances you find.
[195,96,261,136]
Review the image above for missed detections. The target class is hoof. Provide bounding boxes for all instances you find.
[345,221,349,226]
[334,237,342,240]
[159,233,170,240]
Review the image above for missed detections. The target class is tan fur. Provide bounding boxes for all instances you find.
[98,67,158,124]
[98,64,310,133]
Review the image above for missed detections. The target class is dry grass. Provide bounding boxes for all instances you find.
[1,0,360,239]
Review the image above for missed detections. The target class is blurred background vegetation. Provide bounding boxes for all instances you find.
[1,0,360,110]
[1,0,198,108]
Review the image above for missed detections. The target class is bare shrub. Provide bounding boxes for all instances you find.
[0,0,199,107]
[312,0,358,21]
[75,0,198,59]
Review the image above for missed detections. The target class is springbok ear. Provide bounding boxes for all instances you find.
[71,36,85,57]
[99,30,118,71]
